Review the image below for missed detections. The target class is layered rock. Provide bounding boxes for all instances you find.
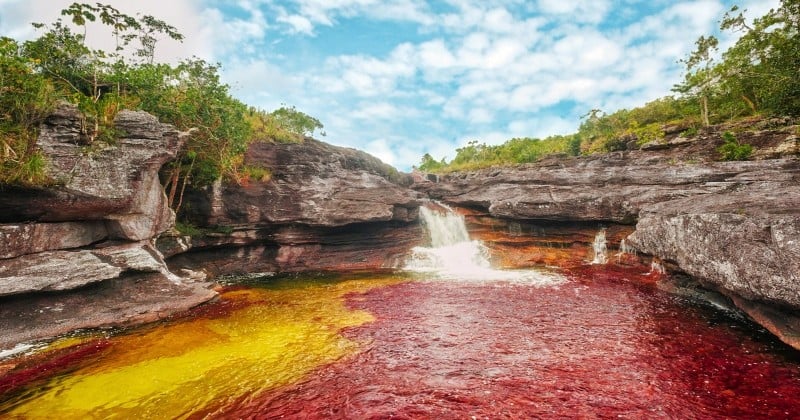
[627,188,800,347]
[415,125,800,347]
[168,138,422,275]
[417,155,798,224]
[0,105,216,350]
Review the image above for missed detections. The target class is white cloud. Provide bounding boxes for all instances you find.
[1,0,782,171]
[277,14,314,35]
[536,0,611,23]
[364,138,397,165]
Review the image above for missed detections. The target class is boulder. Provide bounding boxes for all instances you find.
[627,188,800,308]
[0,106,217,351]
[185,139,420,227]
[0,104,185,241]
[0,221,107,259]
[0,241,173,297]
[0,272,216,349]
[418,154,799,223]
[170,139,424,275]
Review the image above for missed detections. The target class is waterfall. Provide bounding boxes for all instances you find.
[404,203,565,286]
[404,205,493,276]
[591,229,608,264]
[648,259,666,275]
[418,206,472,248]
[616,238,636,263]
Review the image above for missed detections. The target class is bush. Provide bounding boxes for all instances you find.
[717,131,753,160]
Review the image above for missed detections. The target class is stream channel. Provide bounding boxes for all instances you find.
[2,206,800,418]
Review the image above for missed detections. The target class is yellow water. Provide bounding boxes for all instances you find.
[4,275,402,419]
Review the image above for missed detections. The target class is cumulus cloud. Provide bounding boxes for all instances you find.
[0,0,781,170]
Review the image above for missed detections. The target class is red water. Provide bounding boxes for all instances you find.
[216,267,800,419]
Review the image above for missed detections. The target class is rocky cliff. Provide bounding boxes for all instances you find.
[0,105,215,349]
[161,138,423,275]
[414,121,800,348]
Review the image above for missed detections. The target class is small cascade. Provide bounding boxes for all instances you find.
[404,203,564,285]
[615,238,636,263]
[405,205,493,276]
[648,259,667,275]
[418,206,472,248]
[591,229,608,265]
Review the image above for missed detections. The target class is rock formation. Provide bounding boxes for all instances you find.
[0,105,215,349]
[2,105,798,353]
[164,138,423,275]
[414,121,800,348]
[627,188,800,348]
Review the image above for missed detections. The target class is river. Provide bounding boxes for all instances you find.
[1,207,799,418]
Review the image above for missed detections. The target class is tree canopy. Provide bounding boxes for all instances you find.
[0,2,322,196]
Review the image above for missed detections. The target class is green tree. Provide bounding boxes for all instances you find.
[417,153,446,172]
[674,35,720,126]
[269,105,324,139]
[718,2,800,116]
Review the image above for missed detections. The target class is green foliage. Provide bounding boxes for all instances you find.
[680,127,699,137]
[174,221,233,237]
[675,1,800,120]
[268,105,324,139]
[245,106,313,144]
[717,131,753,160]
[240,165,272,184]
[416,153,446,172]
[1,2,322,193]
[630,123,665,146]
[673,35,719,126]
[421,135,579,173]
[175,221,202,236]
[0,37,58,185]
[576,97,690,153]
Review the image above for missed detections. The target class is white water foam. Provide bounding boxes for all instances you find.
[0,342,36,360]
[591,229,608,265]
[404,204,565,286]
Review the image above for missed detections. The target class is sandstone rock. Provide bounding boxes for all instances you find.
[0,221,107,259]
[0,105,184,241]
[0,106,210,351]
[753,134,800,159]
[0,241,171,297]
[627,188,800,309]
[455,206,635,269]
[0,272,217,350]
[0,251,122,296]
[167,139,424,276]
[418,155,800,223]
[166,222,423,276]
[184,139,420,227]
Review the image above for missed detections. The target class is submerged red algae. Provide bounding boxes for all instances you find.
[221,267,800,418]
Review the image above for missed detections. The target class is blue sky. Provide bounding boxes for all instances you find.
[0,0,779,170]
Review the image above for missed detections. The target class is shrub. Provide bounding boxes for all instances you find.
[717,131,753,160]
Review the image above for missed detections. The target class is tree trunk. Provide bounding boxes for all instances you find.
[167,164,180,208]
[174,156,196,215]
[701,96,708,126]
[742,95,757,114]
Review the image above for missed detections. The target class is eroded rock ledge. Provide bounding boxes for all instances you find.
[0,105,215,349]
[414,124,800,348]
[165,138,423,276]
